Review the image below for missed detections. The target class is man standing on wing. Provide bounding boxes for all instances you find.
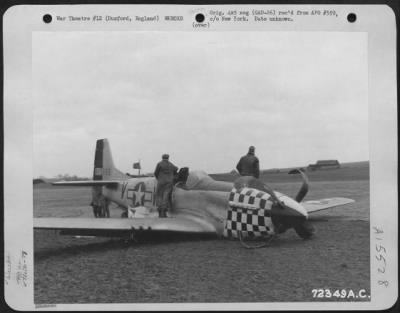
[154,154,178,218]
[236,146,260,179]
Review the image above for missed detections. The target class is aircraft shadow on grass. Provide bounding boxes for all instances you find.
[34,232,218,260]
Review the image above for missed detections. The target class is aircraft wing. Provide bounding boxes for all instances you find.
[34,217,217,235]
[52,180,120,187]
[302,197,355,213]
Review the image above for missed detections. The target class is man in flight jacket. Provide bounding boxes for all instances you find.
[236,146,260,179]
[154,154,178,217]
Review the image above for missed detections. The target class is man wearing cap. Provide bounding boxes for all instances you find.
[154,154,178,218]
[236,146,260,179]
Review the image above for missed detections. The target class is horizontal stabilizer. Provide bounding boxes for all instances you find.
[34,217,216,234]
[52,180,120,187]
[302,197,355,213]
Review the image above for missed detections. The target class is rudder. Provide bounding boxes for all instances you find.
[92,138,128,181]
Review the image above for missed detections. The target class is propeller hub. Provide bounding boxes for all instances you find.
[274,194,308,217]
[271,194,308,231]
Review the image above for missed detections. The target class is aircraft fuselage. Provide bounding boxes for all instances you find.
[100,175,286,238]
[103,177,159,212]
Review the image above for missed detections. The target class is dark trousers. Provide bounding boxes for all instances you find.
[156,181,173,210]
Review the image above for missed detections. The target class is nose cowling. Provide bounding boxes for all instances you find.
[230,175,314,238]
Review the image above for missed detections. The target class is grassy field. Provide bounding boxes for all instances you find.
[34,163,370,304]
[210,161,369,183]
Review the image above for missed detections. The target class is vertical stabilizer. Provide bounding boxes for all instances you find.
[92,139,129,181]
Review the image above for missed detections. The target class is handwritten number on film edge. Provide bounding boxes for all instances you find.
[373,226,389,288]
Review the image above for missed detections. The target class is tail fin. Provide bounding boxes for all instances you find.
[93,139,129,181]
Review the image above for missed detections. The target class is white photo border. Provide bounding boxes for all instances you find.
[3,4,397,311]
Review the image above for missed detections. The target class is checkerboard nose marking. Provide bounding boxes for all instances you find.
[224,188,274,239]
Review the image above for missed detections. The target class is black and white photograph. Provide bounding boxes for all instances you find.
[3,4,397,311]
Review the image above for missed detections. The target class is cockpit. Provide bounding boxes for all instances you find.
[174,167,234,192]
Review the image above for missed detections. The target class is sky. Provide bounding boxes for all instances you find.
[33,31,368,178]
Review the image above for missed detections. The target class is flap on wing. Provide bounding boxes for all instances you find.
[52,180,120,187]
[302,197,355,213]
[34,217,216,234]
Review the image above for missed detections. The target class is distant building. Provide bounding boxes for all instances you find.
[308,160,340,171]
[33,178,46,184]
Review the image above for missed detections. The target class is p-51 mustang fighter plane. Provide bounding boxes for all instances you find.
[34,139,354,246]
